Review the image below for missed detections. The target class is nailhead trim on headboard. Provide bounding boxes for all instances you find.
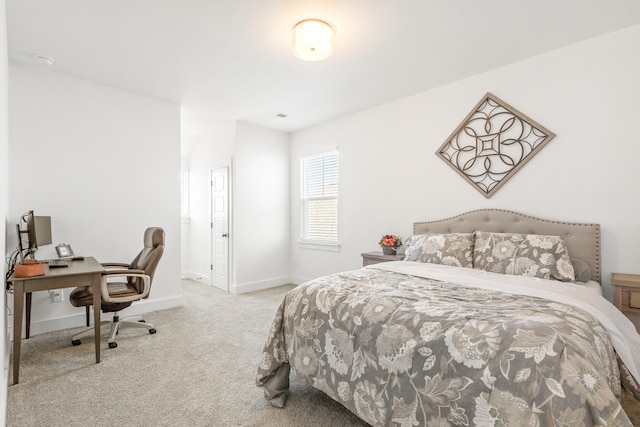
[413,209,601,283]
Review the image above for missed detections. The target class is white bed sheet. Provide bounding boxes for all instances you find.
[369,261,640,386]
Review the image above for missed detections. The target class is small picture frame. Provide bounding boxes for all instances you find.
[56,243,74,258]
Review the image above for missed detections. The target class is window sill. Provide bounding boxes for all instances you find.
[298,240,341,252]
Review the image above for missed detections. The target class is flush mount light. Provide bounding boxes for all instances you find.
[292,19,335,61]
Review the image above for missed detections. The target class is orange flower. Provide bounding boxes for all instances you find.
[379,234,402,248]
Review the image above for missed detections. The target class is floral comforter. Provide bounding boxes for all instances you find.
[256,263,635,426]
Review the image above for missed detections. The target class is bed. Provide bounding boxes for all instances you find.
[256,209,640,426]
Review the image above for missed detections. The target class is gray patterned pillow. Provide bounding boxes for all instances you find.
[404,233,473,267]
[571,258,592,283]
[473,231,575,282]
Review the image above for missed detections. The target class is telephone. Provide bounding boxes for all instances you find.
[55,243,74,258]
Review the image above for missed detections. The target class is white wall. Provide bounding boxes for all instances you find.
[290,25,640,301]
[182,121,236,283]
[233,122,290,293]
[1,0,9,422]
[184,121,290,294]
[8,65,184,335]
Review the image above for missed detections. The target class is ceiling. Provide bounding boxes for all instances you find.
[6,0,640,140]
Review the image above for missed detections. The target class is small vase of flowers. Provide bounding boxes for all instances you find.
[379,234,402,255]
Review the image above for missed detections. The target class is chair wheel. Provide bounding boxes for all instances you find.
[108,342,117,349]
[72,340,81,346]
[149,328,157,334]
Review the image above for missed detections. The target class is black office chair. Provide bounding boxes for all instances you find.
[69,227,164,348]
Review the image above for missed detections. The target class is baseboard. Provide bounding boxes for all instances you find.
[289,275,311,286]
[26,294,185,337]
[232,275,304,294]
[181,270,210,283]
[182,270,312,293]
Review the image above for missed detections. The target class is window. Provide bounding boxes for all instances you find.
[300,150,339,248]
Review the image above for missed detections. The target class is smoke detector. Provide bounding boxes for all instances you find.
[8,50,55,68]
[34,55,55,68]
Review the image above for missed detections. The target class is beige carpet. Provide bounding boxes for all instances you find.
[7,280,367,427]
[6,280,640,426]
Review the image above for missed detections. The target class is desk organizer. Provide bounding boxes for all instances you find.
[14,260,45,278]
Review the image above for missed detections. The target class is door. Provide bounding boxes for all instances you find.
[211,167,229,291]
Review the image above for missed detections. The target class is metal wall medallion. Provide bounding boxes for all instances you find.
[436,93,555,198]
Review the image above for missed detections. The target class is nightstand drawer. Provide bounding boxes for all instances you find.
[630,291,640,309]
[361,252,404,267]
[612,273,640,334]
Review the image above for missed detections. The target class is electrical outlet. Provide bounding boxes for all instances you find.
[49,289,63,303]
[6,313,13,342]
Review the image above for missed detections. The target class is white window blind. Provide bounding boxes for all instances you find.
[301,151,339,243]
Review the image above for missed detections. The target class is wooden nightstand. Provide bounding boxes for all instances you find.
[361,251,404,267]
[611,273,640,333]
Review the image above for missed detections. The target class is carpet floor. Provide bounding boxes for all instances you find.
[6,280,640,426]
[7,280,367,427]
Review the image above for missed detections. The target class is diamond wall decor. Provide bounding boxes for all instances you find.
[436,93,555,198]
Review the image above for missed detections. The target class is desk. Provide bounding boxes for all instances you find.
[9,257,105,384]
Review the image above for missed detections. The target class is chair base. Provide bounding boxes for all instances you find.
[71,313,156,348]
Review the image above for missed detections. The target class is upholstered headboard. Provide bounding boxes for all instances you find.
[413,209,601,283]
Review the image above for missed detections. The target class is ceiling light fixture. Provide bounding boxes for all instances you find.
[292,19,335,62]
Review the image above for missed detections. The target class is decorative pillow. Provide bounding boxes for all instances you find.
[571,258,592,283]
[404,233,473,268]
[473,231,575,282]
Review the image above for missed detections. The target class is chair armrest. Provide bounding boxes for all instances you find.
[101,262,130,268]
[101,273,150,303]
[102,268,145,275]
